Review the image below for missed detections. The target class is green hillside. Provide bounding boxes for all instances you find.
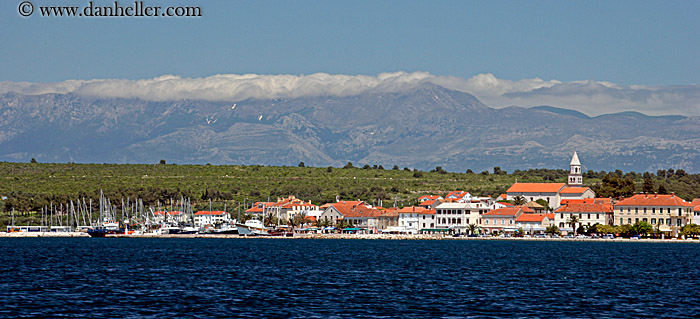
[1,161,699,226]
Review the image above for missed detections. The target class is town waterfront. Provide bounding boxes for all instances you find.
[2,238,699,318]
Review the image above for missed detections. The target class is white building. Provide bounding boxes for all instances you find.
[194,211,231,227]
[434,202,490,233]
[613,193,694,237]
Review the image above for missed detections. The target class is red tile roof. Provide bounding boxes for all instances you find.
[446,191,469,198]
[194,211,228,216]
[507,183,566,193]
[516,214,550,222]
[418,195,442,201]
[419,200,437,206]
[614,194,693,207]
[560,186,592,194]
[422,209,436,215]
[561,198,612,205]
[692,199,700,206]
[483,207,521,216]
[398,206,427,214]
[695,205,700,212]
[556,203,613,213]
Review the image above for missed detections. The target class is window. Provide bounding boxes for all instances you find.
[651,218,656,224]
[596,214,600,220]
[501,219,505,225]
[677,219,682,227]
[635,218,639,223]
[642,218,647,223]
[643,207,647,214]
[666,218,671,225]
[635,207,638,213]
[627,207,631,213]
[588,214,591,219]
[620,218,623,225]
[509,220,513,225]
[485,219,489,225]
[658,219,663,225]
[667,208,671,214]
[652,208,655,214]
[628,218,632,224]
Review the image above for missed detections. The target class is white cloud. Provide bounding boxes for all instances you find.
[1,72,699,116]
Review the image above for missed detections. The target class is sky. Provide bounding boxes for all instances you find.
[1,0,699,115]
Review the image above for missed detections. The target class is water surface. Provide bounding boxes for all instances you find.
[1,238,699,318]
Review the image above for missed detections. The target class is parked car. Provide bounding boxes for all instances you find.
[603,234,614,239]
[564,234,574,238]
[534,234,546,238]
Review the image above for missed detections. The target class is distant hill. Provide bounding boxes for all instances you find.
[1,83,700,173]
[530,106,590,119]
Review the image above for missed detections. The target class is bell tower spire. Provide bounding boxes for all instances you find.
[568,151,582,187]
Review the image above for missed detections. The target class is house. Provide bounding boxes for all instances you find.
[482,207,524,234]
[514,213,554,234]
[244,202,275,215]
[419,209,436,231]
[693,199,700,225]
[434,202,490,233]
[555,200,613,234]
[445,191,472,202]
[194,211,231,227]
[418,199,441,209]
[613,193,694,237]
[418,195,443,202]
[559,186,596,202]
[319,201,368,226]
[393,206,426,234]
[506,183,567,208]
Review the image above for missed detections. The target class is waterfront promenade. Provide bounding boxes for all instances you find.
[2,231,699,243]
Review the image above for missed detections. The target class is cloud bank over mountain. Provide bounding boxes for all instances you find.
[1,72,698,116]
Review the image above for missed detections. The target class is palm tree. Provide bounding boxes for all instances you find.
[513,195,527,206]
[545,225,561,236]
[567,215,580,236]
[467,223,478,235]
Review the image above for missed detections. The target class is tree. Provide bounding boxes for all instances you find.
[392,165,399,170]
[513,195,527,206]
[642,177,655,193]
[545,225,561,236]
[298,162,305,168]
[30,158,37,163]
[597,224,615,235]
[657,184,668,194]
[343,162,354,169]
[159,159,166,165]
[326,166,333,172]
[466,169,474,174]
[413,171,423,178]
[567,215,580,236]
[631,221,653,236]
[362,164,371,169]
[467,223,478,235]
[681,224,700,237]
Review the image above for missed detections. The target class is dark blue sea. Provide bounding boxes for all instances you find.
[1,238,700,318]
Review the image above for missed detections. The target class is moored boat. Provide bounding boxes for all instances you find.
[235,219,268,235]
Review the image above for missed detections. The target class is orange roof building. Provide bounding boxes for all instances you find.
[613,193,694,236]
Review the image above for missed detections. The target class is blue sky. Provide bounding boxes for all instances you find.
[2,0,698,85]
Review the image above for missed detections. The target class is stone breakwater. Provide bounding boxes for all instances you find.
[1,231,698,243]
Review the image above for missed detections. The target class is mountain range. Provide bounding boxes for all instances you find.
[1,83,699,173]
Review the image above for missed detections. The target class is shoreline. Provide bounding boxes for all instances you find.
[1,232,698,243]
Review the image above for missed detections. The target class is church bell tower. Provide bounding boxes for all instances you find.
[568,151,583,187]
